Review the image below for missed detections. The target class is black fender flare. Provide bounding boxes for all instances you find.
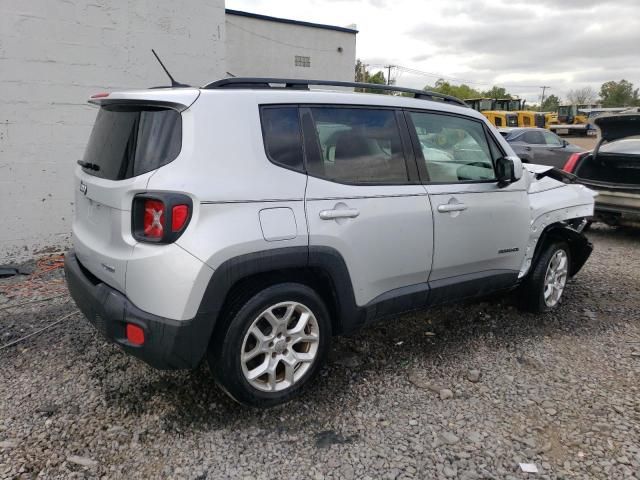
[531,223,593,277]
[184,246,361,366]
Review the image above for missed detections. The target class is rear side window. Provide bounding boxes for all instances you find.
[260,107,304,171]
[82,105,181,180]
[307,107,408,184]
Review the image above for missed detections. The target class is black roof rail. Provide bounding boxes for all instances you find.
[203,77,468,107]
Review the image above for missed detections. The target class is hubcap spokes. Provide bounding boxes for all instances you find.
[543,250,568,307]
[241,301,319,392]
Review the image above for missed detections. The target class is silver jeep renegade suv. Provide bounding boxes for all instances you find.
[65,78,595,407]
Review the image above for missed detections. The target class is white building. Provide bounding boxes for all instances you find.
[225,9,357,81]
[0,2,357,262]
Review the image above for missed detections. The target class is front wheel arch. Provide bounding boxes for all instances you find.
[530,223,592,278]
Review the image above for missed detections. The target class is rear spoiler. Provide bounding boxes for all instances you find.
[88,88,201,112]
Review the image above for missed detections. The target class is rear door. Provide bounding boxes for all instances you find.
[303,106,433,308]
[73,103,183,292]
[405,110,529,303]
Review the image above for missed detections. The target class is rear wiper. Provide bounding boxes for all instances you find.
[77,160,100,171]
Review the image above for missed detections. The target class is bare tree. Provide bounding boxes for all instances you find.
[566,87,598,105]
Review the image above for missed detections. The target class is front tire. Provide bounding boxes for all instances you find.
[519,241,571,313]
[209,283,331,408]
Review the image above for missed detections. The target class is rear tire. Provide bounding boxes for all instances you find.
[208,283,331,408]
[518,241,571,313]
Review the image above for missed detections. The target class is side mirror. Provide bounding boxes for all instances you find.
[495,156,522,188]
[562,139,569,147]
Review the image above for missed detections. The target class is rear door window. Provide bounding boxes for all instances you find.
[306,107,409,184]
[82,105,182,180]
[522,131,545,145]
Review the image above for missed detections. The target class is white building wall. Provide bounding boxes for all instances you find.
[0,0,225,262]
[225,13,356,81]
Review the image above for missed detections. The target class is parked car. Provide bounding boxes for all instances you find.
[64,78,595,407]
[563,113,640,227]
[499,127,584,168]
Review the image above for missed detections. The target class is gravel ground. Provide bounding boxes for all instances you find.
[1,225,639,480]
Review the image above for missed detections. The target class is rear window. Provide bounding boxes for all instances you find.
[81,105,182,180]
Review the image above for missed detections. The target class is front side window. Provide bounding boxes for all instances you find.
[542,131,563,146]
[260,107,304,171]
[307,107,408,184]
[409,112,496,183]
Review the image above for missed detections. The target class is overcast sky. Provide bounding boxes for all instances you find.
[227,0,640,103]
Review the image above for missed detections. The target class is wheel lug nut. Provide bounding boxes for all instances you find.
[283,349,288,355]
[271,352,277,358]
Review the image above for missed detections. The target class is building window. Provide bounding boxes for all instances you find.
[294,55,311,67]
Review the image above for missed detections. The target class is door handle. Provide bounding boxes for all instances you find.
[437,203,468,213]
[319,208,360,220]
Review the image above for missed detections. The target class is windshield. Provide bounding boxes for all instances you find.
[479,99,493,110]
[558,106,572,116]
[81,105,182,180]
[509,100,522,110]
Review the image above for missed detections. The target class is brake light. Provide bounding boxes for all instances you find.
[126,324,145,346]
[171,205,189,232]
[563,152,582,173]
[90,92,110,99]
[143,199,165,239]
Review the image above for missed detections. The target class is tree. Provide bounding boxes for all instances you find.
[566,87,598,105]
[482,86,511,99]
[423,79,482,100]
[541,94,560,112]
[599,80,639,107]
[354,59,391,94]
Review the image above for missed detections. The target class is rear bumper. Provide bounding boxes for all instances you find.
[64,250,207,369]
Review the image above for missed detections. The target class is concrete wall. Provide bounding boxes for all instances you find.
[225,13,356,81]
[0,0,225,262]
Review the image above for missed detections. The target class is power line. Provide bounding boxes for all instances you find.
[226,21,341,52]
[366,62,550,90]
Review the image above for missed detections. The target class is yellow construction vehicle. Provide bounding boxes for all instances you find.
[465,98,519,128]
[494,98,549,128]
[550,104,599,136]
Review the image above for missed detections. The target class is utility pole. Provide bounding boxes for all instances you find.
[539,85,551,110]
[384,65,394,86]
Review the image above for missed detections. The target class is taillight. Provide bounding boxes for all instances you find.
[132,193,192,243]
[563,152,582,173]
[143,199,165,239]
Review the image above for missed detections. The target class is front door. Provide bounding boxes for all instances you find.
[405,110,530,303]
[303,106,434,308]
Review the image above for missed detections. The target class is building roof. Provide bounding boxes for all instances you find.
[225,9,358,34]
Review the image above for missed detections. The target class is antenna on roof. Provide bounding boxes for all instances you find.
[151,49,190,88]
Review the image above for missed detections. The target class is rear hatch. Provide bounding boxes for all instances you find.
[72,89,199,292]
[575,114,640,192]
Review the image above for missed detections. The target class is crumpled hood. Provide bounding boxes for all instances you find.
[594,113,640,142]
[523,163,553,175]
